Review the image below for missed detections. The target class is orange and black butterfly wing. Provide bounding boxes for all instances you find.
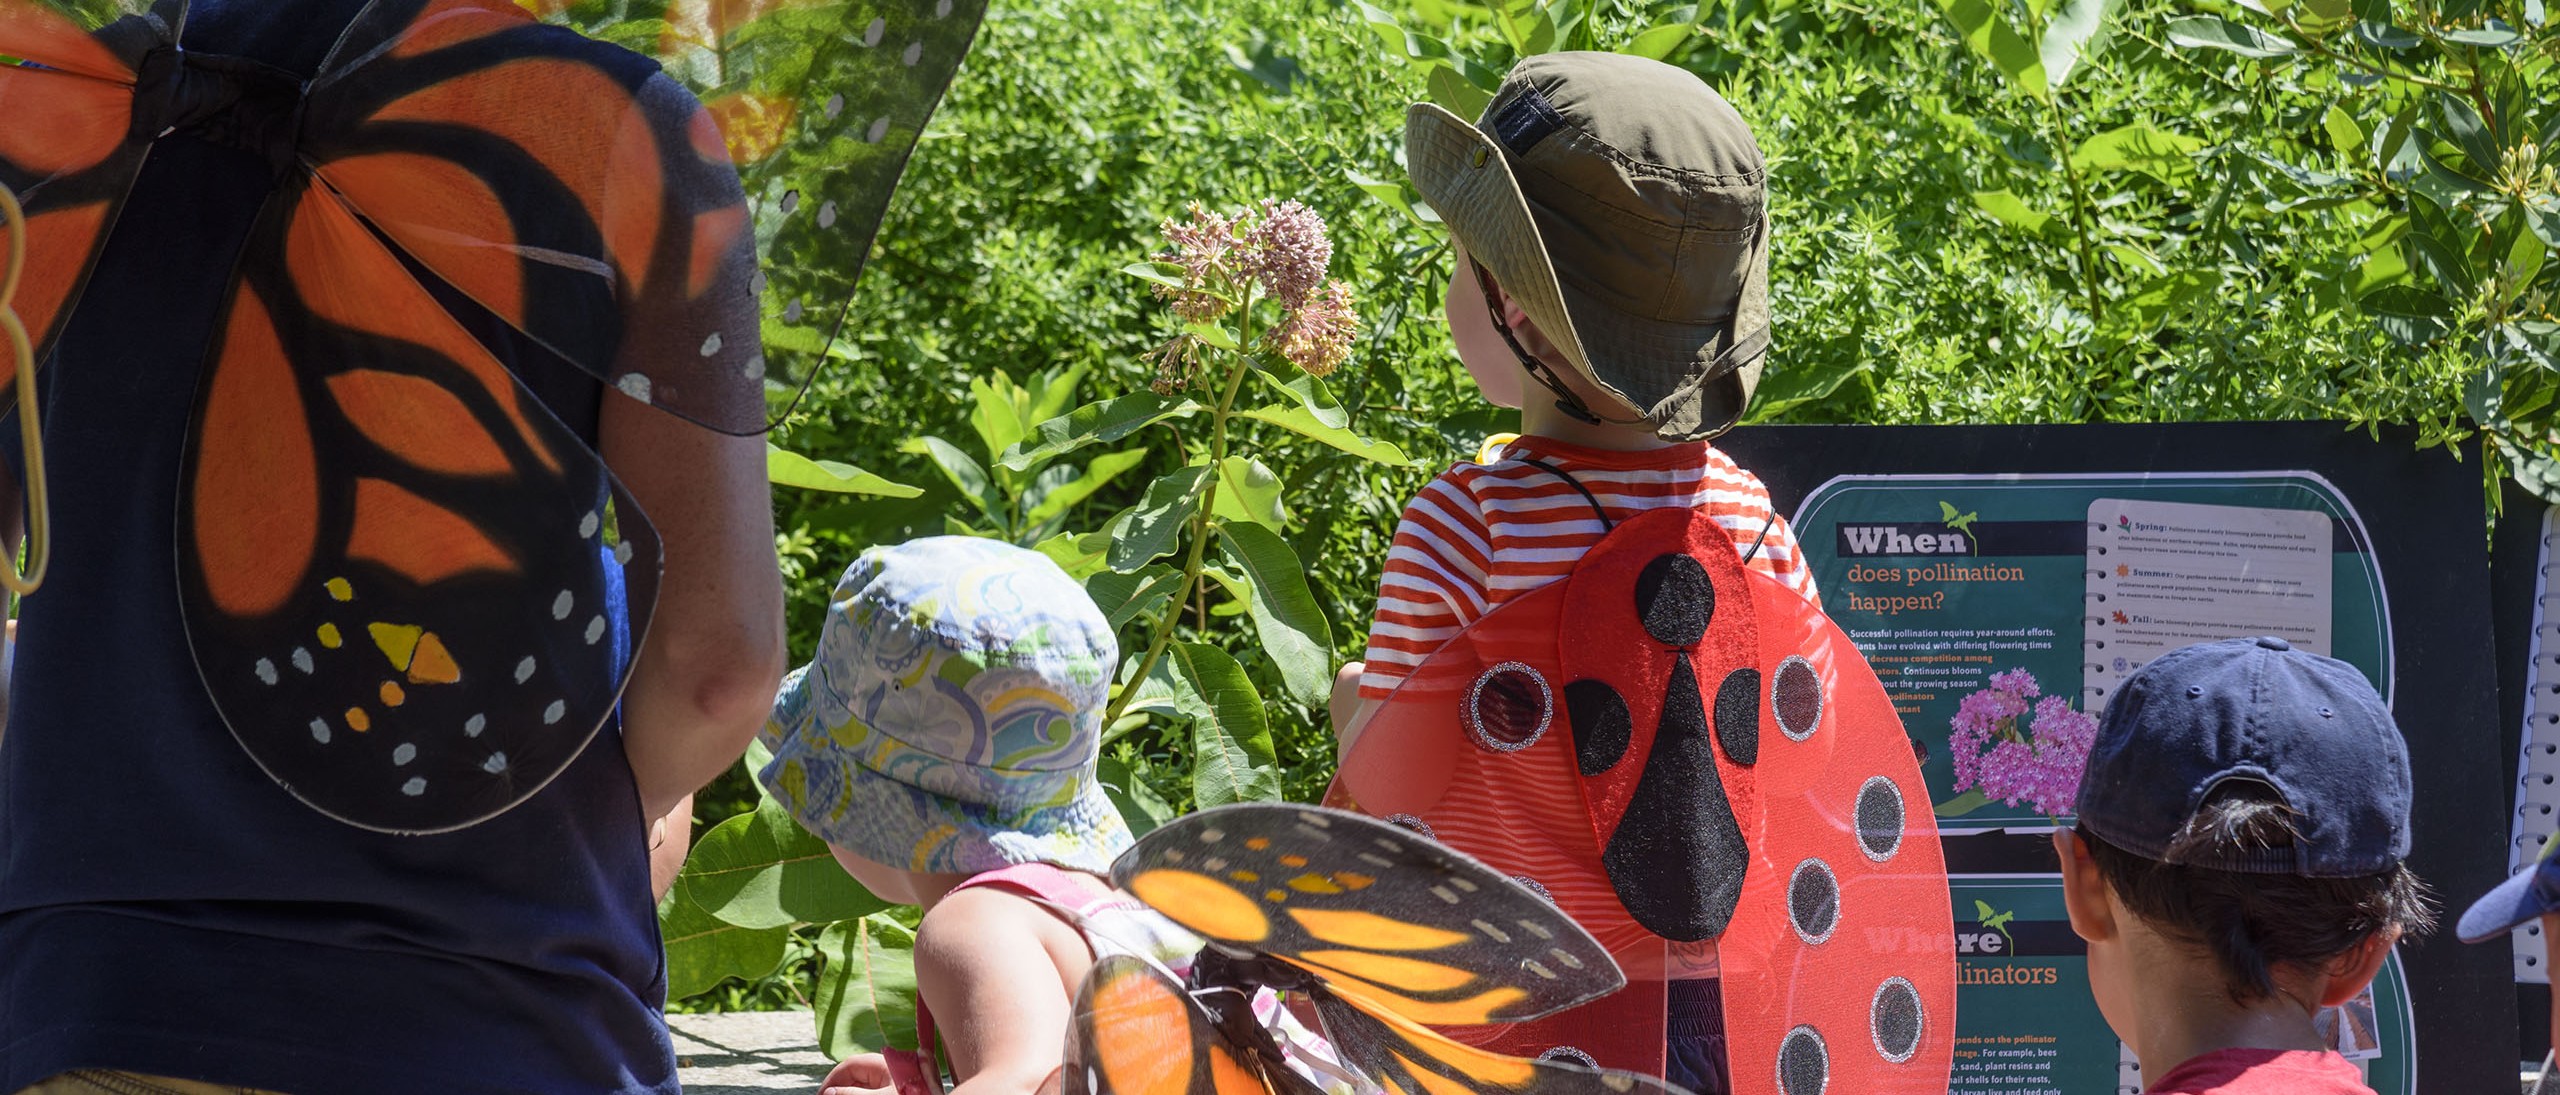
[1066,955,1284,1095]
[300,0,768,433]
[1307,985,1694,1095]
[1113,804,1624,1028]
[0,0,165,386]
[535,0,989,425]
[178,173,657,833]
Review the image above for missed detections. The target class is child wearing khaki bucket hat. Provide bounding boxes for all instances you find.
[1330,51,1820,1095]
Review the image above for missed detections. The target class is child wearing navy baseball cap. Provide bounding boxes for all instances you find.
[2456,825,2560,1085]
[2055,637,2437,1094]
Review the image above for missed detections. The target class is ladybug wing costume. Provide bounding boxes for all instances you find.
[1330,505,1956,1095]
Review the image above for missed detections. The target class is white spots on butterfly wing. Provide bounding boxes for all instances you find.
[484,752,508,774]
[616,373,653,404]
[585,616,606,645]
[514,656,536,684]
[784,299,804,323]
[700,331,723,357]
[310,718,331,744]
[614,540,635,566]
[740,355,764,382]
[401,777,427,796]
[291,647,314,674]
[1356,852,1393,868]
[465,713,487,738]
[781,189,801,214]
[254,658,279,686]
[818,201,837,228]
[863,16,885,46]
[579,510,600,539]
[543,700,566,725]
[1430,886,1460,905]
[1450,877,1479,893]
[1519,919,1555,940]
[935,0,953,16]
[902,40,923,66]
[867,117,891,144]
[1550,947,1583,970]
[824,92,844,120]
[1471,918,1511,943]
[552,590,574,620]
[1197,827,1225,844]
[392,743,417,767]
[1200,856,1229,873]
[1523,959,1557,981]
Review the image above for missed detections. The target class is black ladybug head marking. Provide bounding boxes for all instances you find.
[1635,553,1713,647]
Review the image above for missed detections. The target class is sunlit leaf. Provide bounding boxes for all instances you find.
[680,798,890,930]
[1025,448,1149,527]
[1934,0,2049,99]
[1235,404,1415,465]
[2165,15,2298,57]
[660,882,788,1001]
[1969,189,2057,235]
[1624,21,1693,60]
[1212,455,1289,529]
[767,444,924,497]
[2070,123,2203,177]
[2040,0,2119,89]
[1109,466,1212,573]
[814,915,920,1059]
[1122,261,1189,290]
[1427,62,1493,119]
[1003,394,1202,470]
[1169,643,1280,807]
[1218,522,1334,706]
[1088,565,1184,630]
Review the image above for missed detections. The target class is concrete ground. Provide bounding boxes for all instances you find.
[670,1011,834,1094]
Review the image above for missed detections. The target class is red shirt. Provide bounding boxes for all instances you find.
[2146,1049,2375,1094]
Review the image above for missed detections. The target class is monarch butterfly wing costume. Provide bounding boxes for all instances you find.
[534,0,992,425]
[1085,803,1693,1095]
[1329,508,1958,1095]
[0,0,975,832]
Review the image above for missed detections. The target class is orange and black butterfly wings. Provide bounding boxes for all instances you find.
[1094,804,1693,1095]
[0,0,162,389]
[1066,956,1299,1095]
[1116,806,1622,1028]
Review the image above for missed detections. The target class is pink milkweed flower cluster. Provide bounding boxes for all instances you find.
[1947,668,2099,820]
[1149,200,1359,394]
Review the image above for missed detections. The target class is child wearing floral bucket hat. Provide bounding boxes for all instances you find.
[759,537,1337,1095]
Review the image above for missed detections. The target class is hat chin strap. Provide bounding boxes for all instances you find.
[1473,261,1639,429]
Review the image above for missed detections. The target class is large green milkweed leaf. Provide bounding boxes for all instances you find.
[1170,643,1280,807]
[1218,523,1334,706]
[2040,0,2119,90]
[1025,448,1149,528]
[660,883,789,1002]
[2165,15,2298,57]
[679,798,890,930]
[1935,0,2049,99]
[2070,123,2204,178]
[1003,394,1203,470]
[814,914,921,1059]
[1236,404,1414,465]
[1212,456,1289,529]
[767,444,924,497]
[1109,466,1213,573]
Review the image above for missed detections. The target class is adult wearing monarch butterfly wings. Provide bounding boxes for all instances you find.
[0,1,978,1092]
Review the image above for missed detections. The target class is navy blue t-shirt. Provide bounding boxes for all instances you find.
[0,3,677,1091]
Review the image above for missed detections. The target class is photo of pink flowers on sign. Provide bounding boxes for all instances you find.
[1943,668,2099,822]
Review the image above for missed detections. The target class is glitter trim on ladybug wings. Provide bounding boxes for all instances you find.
[1329,507,1957,1095]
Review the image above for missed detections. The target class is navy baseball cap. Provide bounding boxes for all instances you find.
[2076,637,2411,877]
[2457,833,2560,943]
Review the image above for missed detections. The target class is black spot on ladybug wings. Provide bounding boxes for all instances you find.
[1714,667,1761,766]
[1566,679,1632,777]
[1599,654,1749,943]
[1634,553,1711,647]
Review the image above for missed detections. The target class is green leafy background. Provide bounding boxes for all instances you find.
[627,0,2558,1031]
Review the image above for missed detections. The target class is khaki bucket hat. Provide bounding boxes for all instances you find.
[1408,52,1771,441]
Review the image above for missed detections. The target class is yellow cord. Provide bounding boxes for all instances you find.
[0,181,50,596]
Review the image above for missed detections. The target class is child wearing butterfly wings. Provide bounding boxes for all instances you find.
[757,537,1337,1095]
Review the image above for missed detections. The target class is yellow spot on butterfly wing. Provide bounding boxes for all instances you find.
[370,622,423,671]
[408,632,461,684]
[1279,854,1308,868]
[380,681,406,707]
[1321,977,1530,1028]
[1244,837,1270,851]
[1287,873,1343,895]
[1336,871,1376,890]
[1287,907,1469,951]
[317,623,343,649]
[1126,869,1270,944]
[325,577,353,601]
[1294,949,1479,993]
[344,707,371,732]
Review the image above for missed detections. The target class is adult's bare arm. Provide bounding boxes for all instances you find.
[600,393,786,824]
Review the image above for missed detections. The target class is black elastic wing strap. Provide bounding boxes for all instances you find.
[1738,509,1780,565]
[1515,455,1612,532]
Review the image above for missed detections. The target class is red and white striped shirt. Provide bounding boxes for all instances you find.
[1357,434,1817,700]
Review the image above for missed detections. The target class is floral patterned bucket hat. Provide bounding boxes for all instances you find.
[758,536,1131,875]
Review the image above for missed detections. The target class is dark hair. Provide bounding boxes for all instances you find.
[2078,781,2436,1004]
